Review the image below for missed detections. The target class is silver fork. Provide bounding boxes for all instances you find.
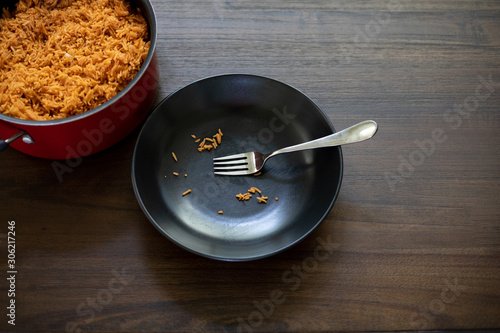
[213,120,378,176]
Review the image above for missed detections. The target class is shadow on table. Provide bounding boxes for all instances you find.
[131,216,343,332]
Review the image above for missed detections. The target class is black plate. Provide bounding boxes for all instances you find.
[132,74,343,261]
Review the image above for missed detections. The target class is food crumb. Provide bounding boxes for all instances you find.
[191,134,197,139]
[173,172,179,176]
[195,129,224,152]
[257,196,268,204]
[236,187,273,204]
[172,152,178,162]
[218,210,223,214]
[214,132,222,144]
[275,197,279,201]
[248,187,261,194]
[182,189,192,196]
[184,174,188,177]
[236,193,252,201]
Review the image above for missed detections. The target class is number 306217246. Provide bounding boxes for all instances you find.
[7,220,16,270]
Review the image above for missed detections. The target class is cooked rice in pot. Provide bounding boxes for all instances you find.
[0,0,150,121]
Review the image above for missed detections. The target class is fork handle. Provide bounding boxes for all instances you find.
[268,120,378,158]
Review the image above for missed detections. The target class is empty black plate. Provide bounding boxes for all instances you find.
[132,74,343,261]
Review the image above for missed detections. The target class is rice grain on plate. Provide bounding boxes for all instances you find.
[0,0,150,121]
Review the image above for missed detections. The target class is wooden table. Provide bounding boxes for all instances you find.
[1,1,499,332]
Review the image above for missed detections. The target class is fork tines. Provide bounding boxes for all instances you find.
[213,153,248,164]
[213,153,250,175]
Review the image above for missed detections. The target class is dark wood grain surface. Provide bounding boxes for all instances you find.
[1,0,500,332]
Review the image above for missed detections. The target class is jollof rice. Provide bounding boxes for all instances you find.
[0,0,150,121]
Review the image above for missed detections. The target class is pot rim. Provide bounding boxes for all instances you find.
[0,0,157,127]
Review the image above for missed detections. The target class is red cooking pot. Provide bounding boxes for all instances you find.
[0,0,159,160]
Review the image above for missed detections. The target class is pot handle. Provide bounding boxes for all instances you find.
[0,131,31,152]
